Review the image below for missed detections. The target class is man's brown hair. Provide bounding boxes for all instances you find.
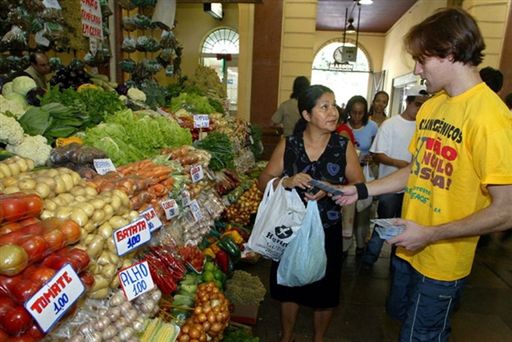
[404,8,485,66]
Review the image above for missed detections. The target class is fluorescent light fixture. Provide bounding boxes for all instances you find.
[359,0,373,5]
[204,3,223,20]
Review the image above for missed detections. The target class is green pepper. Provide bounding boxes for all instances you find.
[218,236,241,258]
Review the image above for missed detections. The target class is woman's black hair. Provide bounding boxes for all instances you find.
[290,76,311,99]
[368,90,389,116]
[292,84,334,135]
[344,95,369,126]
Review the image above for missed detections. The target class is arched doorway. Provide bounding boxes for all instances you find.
[200,27,239,113]
[312,41,372,108]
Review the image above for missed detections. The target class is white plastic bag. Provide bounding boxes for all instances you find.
[246,178,306,261]
[277,200,327,287]
[356,163,374,212]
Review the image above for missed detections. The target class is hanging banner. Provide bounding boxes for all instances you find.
[80,0,103,39]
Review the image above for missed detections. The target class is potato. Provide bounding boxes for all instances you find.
[16,158,28,172]
[55,206,72,220]
[35,183,51,198]
[106,237,116,253]
[73,195,87,203]
[88,287,109,299]
[103,204,114,218]
[110,196,121,212]
[113,189,130,207]
[25,159,34,170]
[81,203,95,217]
[3,186,20,194]
[87,236,105,258]
[83,222,96,233]
[109,216,128,229]
[90,275,109,292]
[90,198,105,209]
[83,234,95,245]
[40,210,54,220]
[44,199,57,211]
[109,276,120,289]
[91,209,106,224]
[85,186,98,197]
[0,164,12,178]
[38,176,56,189]
[60,173,74,192]
[70,186,85,197]
[18,178,36,190]
[70,171,82,185]
[70,208,89,226]
[101,264,117,279]
[98,223,113,239]
[45,169,59,177]
[60,193,74,204]
[7,162,20,176]
[54,177,66,194]
[80,228,88,241]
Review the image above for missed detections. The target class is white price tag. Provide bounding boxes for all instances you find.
[141,207,163,232]
[190,164,204,183]
[193,114,210,128]
[160,199,179,220]
[181,190,191,207]
[93,158,116,175]
[189,199,203,222]
[25,264,85,333]
[43,0,61,9]
[35,30,50,47]
[118,261,155,301]
[113,217,151,256]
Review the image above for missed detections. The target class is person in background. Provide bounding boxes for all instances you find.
[24,52,51,89]
[271,76,311,137]
[259,85,363,342]
[361,85,429,270]
[345,95,378,256]
[333,8,512,341]
[368,91,389,126]
[335,104,355,143]
[479,66,503,93]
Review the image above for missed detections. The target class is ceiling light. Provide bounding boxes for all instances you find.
[359,0,373,5]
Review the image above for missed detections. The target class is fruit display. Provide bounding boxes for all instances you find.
[224,181,263,225]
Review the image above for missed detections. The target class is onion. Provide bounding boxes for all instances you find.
[120,301,133,312]
[133,319,145,332]
[118,327,135,340]
[110,292,125,306]
[151,289,162,302]
[115,317,128,330]
[140,301,155,313]
[125,308,137,321]
[101,326,117,339]
[107,307,121,320]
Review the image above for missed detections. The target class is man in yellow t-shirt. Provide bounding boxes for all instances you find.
[334,8,512,341]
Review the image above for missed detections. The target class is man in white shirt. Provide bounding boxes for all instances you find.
[362,85,428,268]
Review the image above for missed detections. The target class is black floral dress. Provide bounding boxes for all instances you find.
[269,132,348,308]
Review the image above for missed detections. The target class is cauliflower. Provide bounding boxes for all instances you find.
[0,95,27,119]
[12,76,36,96]
[6,135,51,166]
[127,87,146,102]
[2,82,13,96]
[0,113,24,145]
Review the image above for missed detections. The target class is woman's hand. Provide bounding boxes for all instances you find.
[283,173,312,190]
[304,189,326,201]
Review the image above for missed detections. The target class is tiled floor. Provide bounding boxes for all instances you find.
[243,235,512,342]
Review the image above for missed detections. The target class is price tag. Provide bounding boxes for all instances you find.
[140,207,163,232]
[118,261,155,301]
[25,264,84,333]
[35,30,50,47]
[113,217,151,256]
[160,199,179,220]
[189,199,203,222]
[181,190,191,207]
[193,114,210,128]
[93,159,116,175]
[43,0,61,9]
[190,164,204,183]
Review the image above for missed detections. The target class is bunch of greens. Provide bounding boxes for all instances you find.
[223,327,259,342]
[249,124,264,159]
[40,86,125,127]
[170,92,215,114]
[224,270,266,305]
[17,103,87,144]
[194,132,235,171]
[83,109,192,165]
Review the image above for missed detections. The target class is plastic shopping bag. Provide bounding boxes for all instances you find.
[356,163,374,212]
[246,178,306,261]
[277,200,327,287]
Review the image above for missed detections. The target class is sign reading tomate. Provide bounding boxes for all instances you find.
[113,217,151,256]
[25,264,85,333]
[80,0,103,39]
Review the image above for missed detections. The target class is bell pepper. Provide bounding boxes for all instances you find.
[215,250,230,273]
[218,236,241,258]
[203,247,216,259]
[222,230,244,245]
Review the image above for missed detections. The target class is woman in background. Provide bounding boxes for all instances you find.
[368,91,389,126]
[259,85,363,342]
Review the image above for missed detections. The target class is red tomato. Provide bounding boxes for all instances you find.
[0,197,28,223]
[28,267,55,287]
[79,271,95,289]
[0,222,21,237]
[26,323,44,339]
[21,236,48,263]
[24,195,42,218]
[65,249,90,272]
[0,231,27,246]
[7,335,38,342]
[0,328,8,342]
[42,230,65,252]
[0,277,21,297]
[0,296,15,318]
[41,255,66,271]
[9,280,39,304]
[59,220,81,244]
[40,218,63,234]
[0,306,32,336]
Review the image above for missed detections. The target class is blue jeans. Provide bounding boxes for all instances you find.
[387,256,467,342]
[362,193,403,265]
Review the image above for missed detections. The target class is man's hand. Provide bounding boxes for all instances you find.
[332,185,358,206]
[387,219,435,251]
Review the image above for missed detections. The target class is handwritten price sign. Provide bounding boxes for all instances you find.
[113,217,151,256]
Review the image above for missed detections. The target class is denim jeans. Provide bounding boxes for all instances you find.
[362,193,403,265]
[386,256,467,342]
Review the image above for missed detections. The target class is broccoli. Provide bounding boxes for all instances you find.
[225,270,266,305]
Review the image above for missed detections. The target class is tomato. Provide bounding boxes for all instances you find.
[0,223,21,237]
[42,230,65,252]
[24,195,42,218]
[41,255,66,271]
[59,220,81,244]
[65,249,90,272]
[20,223,44,237]
[0,306,32,336]
[79,271,95,289]
[0,328,8,342]
[20,236,48,263]
[9,280,39,304]
[0,197,28,223]
[0,296,15,318]
[28,267,55,287]
[7,334,38,342]
[26,323,44,339]
[0,231,27,246]
[40,218,63,234]
[0,277,21,297]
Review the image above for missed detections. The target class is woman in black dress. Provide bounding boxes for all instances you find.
[258,85,364,342]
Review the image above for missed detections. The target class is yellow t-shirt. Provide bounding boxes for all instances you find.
[397,83,512,281]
